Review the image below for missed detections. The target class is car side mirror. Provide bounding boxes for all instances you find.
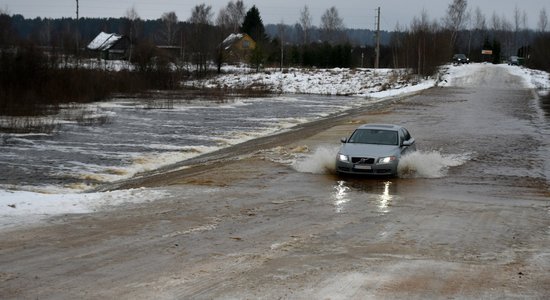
[402,138,414,147]
[340,137,348,143]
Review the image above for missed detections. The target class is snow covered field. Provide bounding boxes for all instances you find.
[187,67,436,98]
[1,63,548,230]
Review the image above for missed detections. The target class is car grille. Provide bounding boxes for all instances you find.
[351,157,375,164]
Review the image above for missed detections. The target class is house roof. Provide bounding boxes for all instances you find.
[221,33,245,50]
[87,32,124,51]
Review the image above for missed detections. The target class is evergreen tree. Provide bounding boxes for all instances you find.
[240,6,267,43]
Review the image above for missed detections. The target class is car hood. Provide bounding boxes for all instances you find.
[339,143,401,158]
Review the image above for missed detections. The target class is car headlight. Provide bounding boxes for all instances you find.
[377,156,396,164]
[338,154,349,162]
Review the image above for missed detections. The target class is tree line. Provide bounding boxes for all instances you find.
[2,1,549,74]
[1,0,549,117]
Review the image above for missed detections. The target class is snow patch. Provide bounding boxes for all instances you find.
[0,188,169,231]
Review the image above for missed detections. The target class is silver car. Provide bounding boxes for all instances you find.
[336,124,416,176]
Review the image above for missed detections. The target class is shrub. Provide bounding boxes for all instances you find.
[0,43,186,117]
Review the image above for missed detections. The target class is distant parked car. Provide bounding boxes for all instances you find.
[508,56,521,66]
[452,54,470,64]
[335,124,416,176]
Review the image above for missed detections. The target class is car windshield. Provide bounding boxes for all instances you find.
[348,129,398,145]
[454,54,466,59]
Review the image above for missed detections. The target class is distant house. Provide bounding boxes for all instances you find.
[221,33,256,63]
[87,32,129,60]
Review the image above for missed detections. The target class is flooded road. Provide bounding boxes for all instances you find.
[1,64,549,299]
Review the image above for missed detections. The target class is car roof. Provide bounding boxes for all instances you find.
[356,124,403,131]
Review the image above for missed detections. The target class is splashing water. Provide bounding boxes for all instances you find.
[292,145,339,174]
[398,150,470,178]
[292,146,470,178]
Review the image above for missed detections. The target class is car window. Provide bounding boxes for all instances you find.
[403,128,411,141]
[348,129,398,145]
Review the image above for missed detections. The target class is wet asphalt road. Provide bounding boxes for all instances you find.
[1,65,549,299]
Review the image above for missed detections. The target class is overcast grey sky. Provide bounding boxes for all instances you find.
[0,0,546,30]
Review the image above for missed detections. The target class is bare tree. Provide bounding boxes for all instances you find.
[390,22,404,68]
[499,15,514,58]
[538,8,548,32]
[513,6,522,52]
[443,0,468,50]
[189,4,213,25]
[216,7,231,29]
[464,8,473,55]
[124,6,140,62]
[216,1,246,32]
[491,12,501,32]
[411,9,431,75]
[473,6,486,30]
[188,4,214,75]
[160,11,178,46]
[320,6,345,43]
[299,5,312,45]
[521,10,530,60]
[228,1,246,32]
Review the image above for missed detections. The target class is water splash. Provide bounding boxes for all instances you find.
[292,145,339,174]
[398,150,470,178]
[292,146,470,178]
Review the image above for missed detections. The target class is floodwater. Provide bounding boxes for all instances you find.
[1,64,549,299]
[0,94,369,192]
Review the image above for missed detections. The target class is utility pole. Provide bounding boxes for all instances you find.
[75,0,79,57]
[278,21,285,71]
[280,41,284,71]
[375,7,380,69]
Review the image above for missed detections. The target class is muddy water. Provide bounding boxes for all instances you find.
[124,64,549,297]
[187,65,550,298]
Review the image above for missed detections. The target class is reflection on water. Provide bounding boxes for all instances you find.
[377,181,393,213]
[331,180,395,214]
[333,180,350,213]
